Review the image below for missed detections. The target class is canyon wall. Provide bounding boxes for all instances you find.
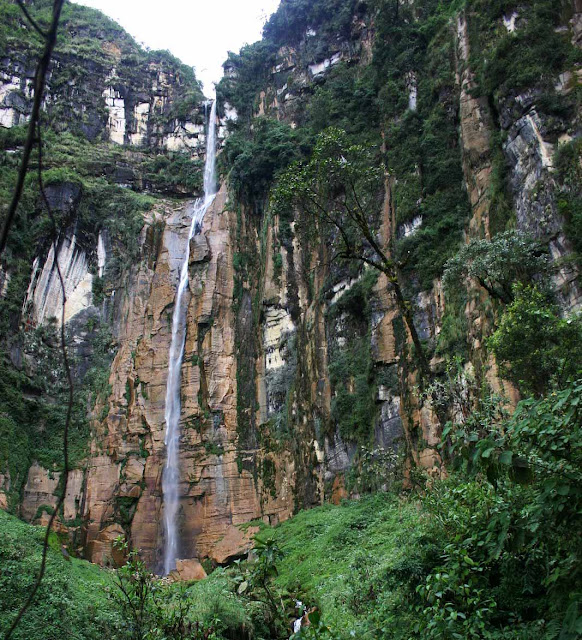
[0,0,580,569]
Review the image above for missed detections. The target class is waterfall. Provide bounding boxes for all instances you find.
[162,99,217,575]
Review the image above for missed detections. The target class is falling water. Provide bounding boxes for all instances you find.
[162,99,217,575]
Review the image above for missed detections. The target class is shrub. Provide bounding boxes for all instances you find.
[222,117,309,208]
[488,285,582,395]
[263,0,357,46]
[443,231,549,304]
[0,511,121,640]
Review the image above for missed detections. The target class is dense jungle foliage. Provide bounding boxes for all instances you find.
[1,374,580,638]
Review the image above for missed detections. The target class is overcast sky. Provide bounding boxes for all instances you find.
[72,0,281,95]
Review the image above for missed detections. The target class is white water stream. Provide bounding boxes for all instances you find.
[162,99,217,575]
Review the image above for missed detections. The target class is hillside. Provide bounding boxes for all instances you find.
[0,0,581,638]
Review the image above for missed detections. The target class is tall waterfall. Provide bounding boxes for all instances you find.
[162,99,217,575]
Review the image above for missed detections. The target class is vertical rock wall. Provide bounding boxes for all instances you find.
[4,0,581,571]
[82,188,294,568]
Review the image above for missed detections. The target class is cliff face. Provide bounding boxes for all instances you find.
[81,188,295,568]
[0,2,207,152]
[215,0,581,510]
[0,0,580,569]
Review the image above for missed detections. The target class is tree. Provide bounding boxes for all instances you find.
[443,231,549,304]
[234,536,287,637]
[273,127,431,379]
[109,543,156,640]
[488,284,582,396]
[109,540,216,640]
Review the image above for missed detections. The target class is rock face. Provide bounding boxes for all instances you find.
[82,188,294,568]
[1,0,580,573]
[0,9,206,155]
[501,101,581,310]
[0,471,10,510]
[455,7,581,313]
[457,13,494,240]
[171,559,207,582]
[20,463,84,529]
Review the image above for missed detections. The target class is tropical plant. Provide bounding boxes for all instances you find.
[488,285,582,395]
[443,232,549,304]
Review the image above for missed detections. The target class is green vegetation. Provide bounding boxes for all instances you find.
[466,0,581,103]
[263,380,582,639]
[0,323,115,508]
[489,285,582,395]
[306,63,380,144]
[373,0,471,288]
[555,139,582,263]
[327,270,379,443]
[218,42,278,119]
[0,510,255,640]
[329,333,376,443]
[0,509,120,639]
[221,118,309,208]
[142,153,204,195]
[443,231,550,304]
[263,0,357,47]
[443,229,582,397]
[2,375,581,638]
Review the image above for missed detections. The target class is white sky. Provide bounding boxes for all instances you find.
[72,0,281,95]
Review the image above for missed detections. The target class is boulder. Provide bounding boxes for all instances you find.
[171,559,207,582]
[86,524,126,567]
[210,525,260,565]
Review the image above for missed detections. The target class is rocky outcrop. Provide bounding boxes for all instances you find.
[0,471,10,510]
[0,8,205,155]
[171,558,207,581]
[453,4,581,414]
[82,187,295,569]
[20,463,84,526]
[500,96,581,310]
[25,230,93,327]
[456,13,493,240]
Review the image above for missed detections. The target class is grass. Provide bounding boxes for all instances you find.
[0,509,120,640]
[0,490,425,639]
[2,475,578,639]
[267,493,428,636]
[0,508,251,639]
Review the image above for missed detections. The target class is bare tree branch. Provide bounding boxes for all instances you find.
[4,119,73,640]
[4,4,72,632]
[16,0,48,39]
[5,122,73,640]
[0,0,65,259]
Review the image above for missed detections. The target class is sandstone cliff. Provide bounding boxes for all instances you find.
[0,0,580,571]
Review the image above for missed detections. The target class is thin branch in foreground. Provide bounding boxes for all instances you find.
[0,0,64,259]
[16,0,48,39]
[4,125,73,640]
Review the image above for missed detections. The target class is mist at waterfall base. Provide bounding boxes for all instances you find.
[162,99,218,576]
